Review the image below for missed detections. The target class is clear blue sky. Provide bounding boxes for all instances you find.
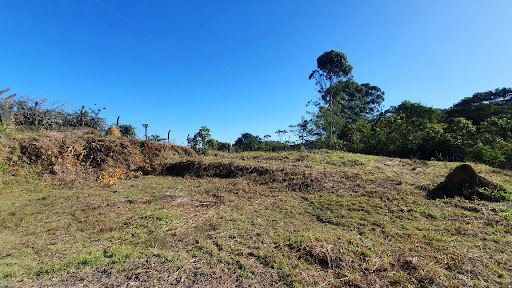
[2,0,511,144]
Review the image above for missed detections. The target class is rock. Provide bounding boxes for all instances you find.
[428,164,509,201]
[106,125,121,138]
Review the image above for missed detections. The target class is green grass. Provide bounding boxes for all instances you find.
[1,147,512,286]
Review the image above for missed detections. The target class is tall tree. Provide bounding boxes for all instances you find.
[307,50,384,147]
[309,50,353,109]
[310,79,384,144]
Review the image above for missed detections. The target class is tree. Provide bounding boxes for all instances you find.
[446,87,512,124]
[119,124,136,138]
[275,129,288,143]
[306,51,384,148]
[309,50,353,139]
[325,80,384,124]
[310,79,384,146]
[309,50,353,109]
[370,101,448,158]
[187,126,212,152]
[289,118,313,144]
[234,133,262,152]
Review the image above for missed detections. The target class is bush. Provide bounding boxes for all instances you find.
[11,98,107,131]
[119,124,136,138]
[466,144,505,166]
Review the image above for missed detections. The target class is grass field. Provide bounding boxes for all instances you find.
[1,136,512,287]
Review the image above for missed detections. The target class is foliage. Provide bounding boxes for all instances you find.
[187,126,212,153]
[296,51,512,168]
[466,144,505,166]
[12,98,67,129]
[62,105,107,130]
[234,133,262,152]
[477,187,512,202]
[8,95,107,131]
[288,118,315,144]
[187,126,230,153]
[204,138,231,152]
[446,87,512,125]
[367,101,450,159]
[118,124,136,139]
[232,132,305,152]
[305,51,385,149]
[148,134,166,142]
[308,50,353,102]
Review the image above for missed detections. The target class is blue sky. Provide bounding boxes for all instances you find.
[2,0,511,144]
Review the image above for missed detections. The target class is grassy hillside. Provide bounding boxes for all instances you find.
[1,132,512,287]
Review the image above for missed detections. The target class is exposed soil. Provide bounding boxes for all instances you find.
[8,133,197,182]
[105,125,121,137]
[162,160,270,178]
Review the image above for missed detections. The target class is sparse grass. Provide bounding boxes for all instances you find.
[1,139,512,287]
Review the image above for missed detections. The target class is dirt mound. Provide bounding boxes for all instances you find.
[14,133,197,183]
[106,125,121,137]
[162,160,270,178]
[5,133,317,187]
[428,164,509,201]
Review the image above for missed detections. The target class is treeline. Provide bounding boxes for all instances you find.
[309,92,512,168]
[225,51,512,169]
[224,89,512,169]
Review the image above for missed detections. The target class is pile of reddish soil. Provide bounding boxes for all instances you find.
[428,164,508,201]
[106,125,121,137]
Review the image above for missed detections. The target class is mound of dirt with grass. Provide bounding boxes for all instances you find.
[428,164,509,201]
[1,132,323,188]
[7,133,197,183]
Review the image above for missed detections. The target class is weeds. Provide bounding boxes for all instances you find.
[477,187,512,202]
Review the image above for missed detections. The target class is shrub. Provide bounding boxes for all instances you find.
[118,124,136,138]
[466,144,505,166]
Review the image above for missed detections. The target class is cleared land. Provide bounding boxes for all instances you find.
[1,133,512,287]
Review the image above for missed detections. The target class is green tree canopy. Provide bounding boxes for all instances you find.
[309,50,353,109]
[187,126,212,152]
[234,133,262,152]
[310,79,384,143]
[305,51,386,149]
[446,87,512,124]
